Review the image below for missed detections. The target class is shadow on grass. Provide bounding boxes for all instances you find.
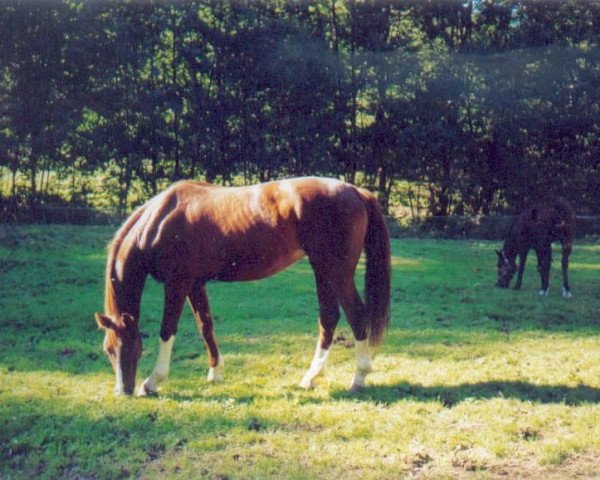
[332,381,600,406]
[0,395,280,479]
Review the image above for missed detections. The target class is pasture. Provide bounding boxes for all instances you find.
[1,224,599,479]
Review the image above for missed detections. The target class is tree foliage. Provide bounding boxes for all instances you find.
[1,0,600,215]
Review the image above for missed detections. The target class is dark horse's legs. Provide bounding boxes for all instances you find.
[561,241,573,298]
[536,245,552,296]
[188,282,223,381]
[514,250,529,290]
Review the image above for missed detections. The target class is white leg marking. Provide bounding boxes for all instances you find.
[562,287,572,299]
[350,339,372,391]
[113,345,125,395]
[539,289,549,297]
[299,341,330,389]
[207,351,224,382]
[138,336,175,396]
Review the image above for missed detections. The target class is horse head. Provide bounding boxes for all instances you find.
[495,249,517,288]
[95,312,142,395]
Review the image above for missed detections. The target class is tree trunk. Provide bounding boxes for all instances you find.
[29,159,37,203]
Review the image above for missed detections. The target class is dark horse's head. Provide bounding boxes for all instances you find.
[495,249,517,288]
[95,312,142,395]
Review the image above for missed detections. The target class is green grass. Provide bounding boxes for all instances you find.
[1,225,600,479]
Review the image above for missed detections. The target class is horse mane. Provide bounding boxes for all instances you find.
[104,203,148,318]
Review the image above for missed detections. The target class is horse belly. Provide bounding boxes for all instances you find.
[216,242,305,282]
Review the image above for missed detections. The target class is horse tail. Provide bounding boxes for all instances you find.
[104,203,148,317]
[359,189,391,346]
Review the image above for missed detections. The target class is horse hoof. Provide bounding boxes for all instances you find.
[539,289,549,297]
[137,383,158,397]
[207,370,223,383]
[298,377,315,389]
[136,388,157,397]
[137,376,160,396]
[349,382,365,393]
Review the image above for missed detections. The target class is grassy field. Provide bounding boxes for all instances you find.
[1,224,599,479]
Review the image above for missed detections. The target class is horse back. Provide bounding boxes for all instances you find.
[518,197,575,247]
[118,177,372,283]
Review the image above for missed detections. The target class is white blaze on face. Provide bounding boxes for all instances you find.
[115,258,124,281]
[113,343,125,395]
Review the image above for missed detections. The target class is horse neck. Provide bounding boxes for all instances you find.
[105,211,148,320]
[105,255,147,320]
[502,230,519,262]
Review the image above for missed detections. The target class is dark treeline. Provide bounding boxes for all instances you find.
[1,0,600,216]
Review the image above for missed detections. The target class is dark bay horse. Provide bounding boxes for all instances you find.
[95,177,391,395]
[496,196,575,297]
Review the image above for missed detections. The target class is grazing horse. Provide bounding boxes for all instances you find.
[495,196,575,297]
[95,177,391,395]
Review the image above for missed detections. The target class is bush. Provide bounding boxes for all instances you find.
[0,195,121,225]
[387,215,599,240]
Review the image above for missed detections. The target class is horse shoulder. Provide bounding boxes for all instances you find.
[137,186,198,251]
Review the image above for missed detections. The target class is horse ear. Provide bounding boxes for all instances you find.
[120,313,138,328]
[95,313,115,330]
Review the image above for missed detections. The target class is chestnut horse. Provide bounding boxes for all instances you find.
[95,177,391,395]
[496,196,575,297]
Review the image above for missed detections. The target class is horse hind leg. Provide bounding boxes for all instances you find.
[329,273,372,391]
[561,242,573,298]
[514,250,528,290]
[138,280,189,396]
[536,246,552,296]
[188,283,224,382]
[299,269,340,389]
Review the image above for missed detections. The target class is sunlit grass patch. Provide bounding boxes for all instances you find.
[570,262,600,271]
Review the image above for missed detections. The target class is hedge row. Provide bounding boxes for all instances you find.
[2,202,600,240]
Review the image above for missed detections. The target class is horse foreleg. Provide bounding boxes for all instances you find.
[561,242,573,298]
[138,281,188,396]
[514,250,528,290]
[138,336,176,395]
[536,246,552,296]
[300,269,340,389]
[188,283,224,383]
